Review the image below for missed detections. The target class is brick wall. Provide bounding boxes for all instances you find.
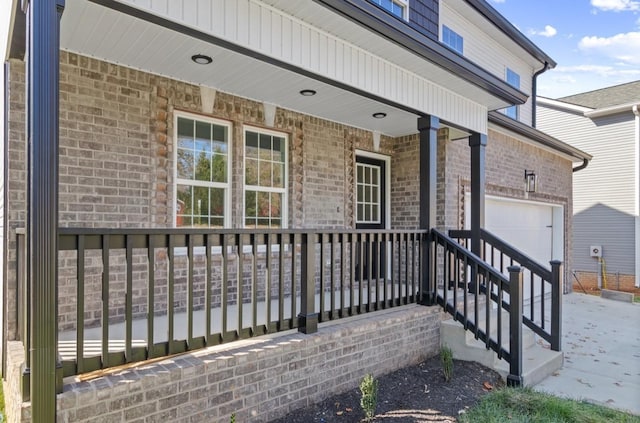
[440,128,574,286]
[5,305,442,423]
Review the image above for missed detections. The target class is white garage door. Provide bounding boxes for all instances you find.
[466,196,563,270]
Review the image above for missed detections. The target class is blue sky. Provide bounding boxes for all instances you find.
[489,0,640,98]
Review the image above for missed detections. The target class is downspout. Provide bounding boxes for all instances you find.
[531,61,550,128]
[633,105,640,287]
[572,158,589,172]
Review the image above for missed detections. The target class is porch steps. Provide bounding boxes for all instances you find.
[440,310,563,387]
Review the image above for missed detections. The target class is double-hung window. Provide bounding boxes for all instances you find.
[504,68,521,120]
[244,127,288,228]
[442,25,463,54]
[368,0,408,20]
[175,113,230,227]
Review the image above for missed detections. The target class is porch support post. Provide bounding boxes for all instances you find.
[26,0,64,420]
[418,115,439,305]
[469,132,487,257]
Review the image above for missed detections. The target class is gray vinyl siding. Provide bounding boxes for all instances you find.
[537,105,636,275]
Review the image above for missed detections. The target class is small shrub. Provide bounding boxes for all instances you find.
[360,373,378,421]
[441,345,454,382]
[230,413,236,423]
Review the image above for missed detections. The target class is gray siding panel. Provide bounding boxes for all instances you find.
[537,105,637,274]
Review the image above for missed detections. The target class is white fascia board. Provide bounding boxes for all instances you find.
[537,97,593,114]
[584,102,640,118]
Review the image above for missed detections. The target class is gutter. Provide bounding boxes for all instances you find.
[488,111,592,163]
[312,0,528,106]
[531,61,550,128]
[584,102,640,118]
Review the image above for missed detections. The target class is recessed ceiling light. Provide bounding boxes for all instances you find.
[299,89,317,96]
[191,54,213,65]
[372,112,387,119]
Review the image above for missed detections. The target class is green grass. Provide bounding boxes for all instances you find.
[633,295,640,303]
[459,387,640,423]
[0,380,4,421]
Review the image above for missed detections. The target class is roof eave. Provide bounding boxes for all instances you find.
[313,0,529,106]
[488,111,592,162]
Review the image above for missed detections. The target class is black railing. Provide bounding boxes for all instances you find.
[430,228,526,385]
[448,229,562,351]
[15,226,559,391]
[17,228,426,385]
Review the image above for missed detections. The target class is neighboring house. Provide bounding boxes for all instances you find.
[1,0,590,422]
[537,82,640,291]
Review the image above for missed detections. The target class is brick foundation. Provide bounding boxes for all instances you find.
[5,305,442,423]
[572,271,638,294]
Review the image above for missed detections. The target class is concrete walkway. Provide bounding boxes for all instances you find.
[534,293,640,415]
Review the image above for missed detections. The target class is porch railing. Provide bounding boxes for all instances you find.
[16,228,426,388]
[15,226,559,394]
[448,228,562,351]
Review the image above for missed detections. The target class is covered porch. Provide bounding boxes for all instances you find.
[3,0,558,421]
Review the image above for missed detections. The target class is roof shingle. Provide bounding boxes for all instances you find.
[558,80,640,109]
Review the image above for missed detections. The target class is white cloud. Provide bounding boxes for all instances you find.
[590,0,640,11]
[579,32,640,64]
[553,64,640,78]
[529,25,558,37]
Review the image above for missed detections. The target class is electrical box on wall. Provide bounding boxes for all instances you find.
[590,245,602,257]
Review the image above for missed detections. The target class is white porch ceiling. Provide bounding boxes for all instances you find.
[60,0,471,138]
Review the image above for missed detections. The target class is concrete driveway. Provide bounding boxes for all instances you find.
[534,293,640,415]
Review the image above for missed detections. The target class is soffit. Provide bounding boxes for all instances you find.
[59,0,480,137]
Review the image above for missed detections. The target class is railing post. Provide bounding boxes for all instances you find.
[16,229,30,401]
[507,265,523,387]
[550,260,563,352]
[298,233,318,334]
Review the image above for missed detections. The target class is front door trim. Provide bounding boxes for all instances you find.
[355,150,391,230]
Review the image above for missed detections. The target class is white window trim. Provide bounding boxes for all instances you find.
[242,125,289,229]
[370,0,409,20]
[504,68,521,120]
[442,25,463,55]
[173,111,233,228]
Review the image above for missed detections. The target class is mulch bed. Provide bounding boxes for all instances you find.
[270,358,504,423]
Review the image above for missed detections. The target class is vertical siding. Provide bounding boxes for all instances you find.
[120,0,488,134]
[537,105,636,274]
[439,0,534,125]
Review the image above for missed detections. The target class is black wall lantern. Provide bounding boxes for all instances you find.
[524,170,537,193]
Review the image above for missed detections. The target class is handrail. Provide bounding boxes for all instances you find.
[430,228,524,385]
[448,228,562,352]
[449,229,551,280]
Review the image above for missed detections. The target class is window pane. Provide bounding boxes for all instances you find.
[272,137,284,162]
[176,184,192,227]
[210,187,225,218]
[372,205,379,221]
[245,190,257,219]
[271,193,282,219]
[246,131,259,159]
[211,154,226,183]
[273,162,284,188]
[246,159,258,186]
[177,149,194,180]
[259,134,271,156]
[193,186,209,226]
[194,151,212,182]
[196,120,211,143]
[357,204,364,221]
[212,124,226,143]
[259,161,273,187]
[257,191,270,217]
[177,117,193,137]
